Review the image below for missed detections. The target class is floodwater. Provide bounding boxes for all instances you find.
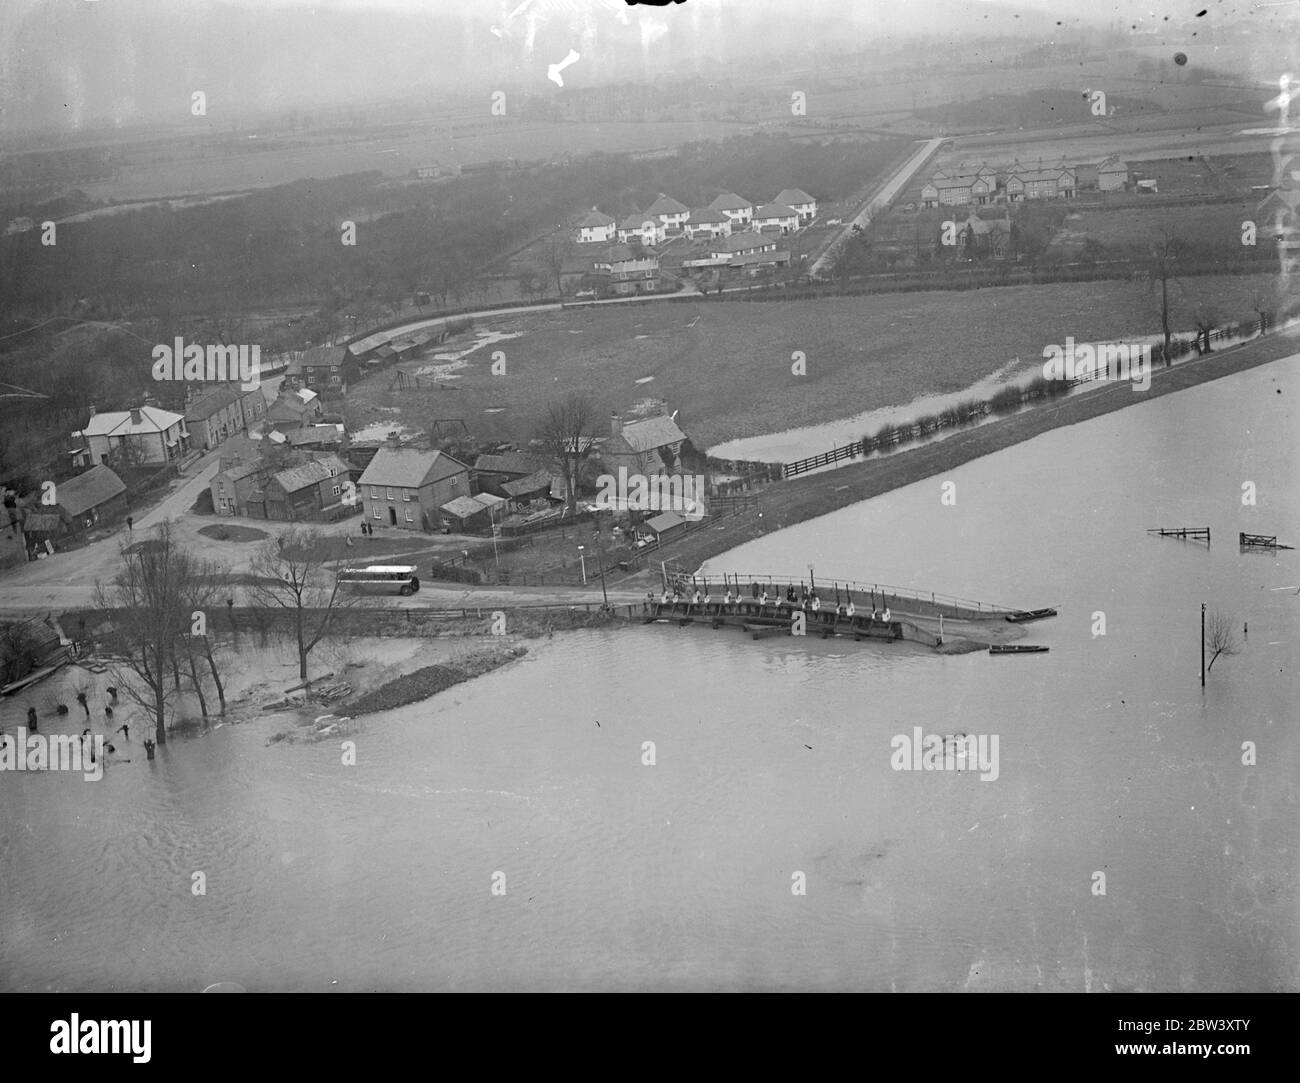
[1,356,1296,991]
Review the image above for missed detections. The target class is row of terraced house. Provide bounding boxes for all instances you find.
[919,157,1132,208]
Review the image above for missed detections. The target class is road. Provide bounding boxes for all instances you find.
[809,136,944,279]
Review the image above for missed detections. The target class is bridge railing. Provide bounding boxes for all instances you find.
[678,571,1017,615]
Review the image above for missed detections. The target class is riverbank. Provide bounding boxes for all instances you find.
[652,327,1300,577]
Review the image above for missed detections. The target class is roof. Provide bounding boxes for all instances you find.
[578,208,615,227]
[709,192,752,211]
[617,415,686,453]
[57,465,126,517]
[598,243,638,264]
[286,424,344,447]
[714,230,775,254]
[619,214,657,230]
[753,203,798,219]
[645,194,689,216]
[729,250,790,267]
[22,511,63,533]
[185,385,243,420]
[440,495,492,518]
[301,344,348,368]
[217,458,274,482]
[271,454,349,494]
[645,510,686,533]
[80,405,184,438]
[358,446,464,489]
[686,208,728,225]
[501,469,552,497]
[774,188,814,206]
[474,452,545,476]
[1098,159,1129,172]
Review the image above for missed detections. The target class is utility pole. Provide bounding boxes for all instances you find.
[1201,603,1206,688]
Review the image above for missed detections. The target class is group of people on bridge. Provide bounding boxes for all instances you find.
[648,581,890,622]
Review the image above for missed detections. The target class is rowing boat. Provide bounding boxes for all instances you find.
[1005,607,1058,623]
[989,644,1049,654]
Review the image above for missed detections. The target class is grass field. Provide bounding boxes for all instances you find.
[344,271,1284,451]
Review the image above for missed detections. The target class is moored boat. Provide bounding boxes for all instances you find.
[989,644,1049,654]
[1005,607,1058,623]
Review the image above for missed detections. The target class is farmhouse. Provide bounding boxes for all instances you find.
[283,344,358,394]
[617,213,666,247]
[752,203,801,234]
[72,406,189,468]
[602,410,688,475]
[708,192,754,224]
[645,194,690,233]
[357,443,470,532]
[24,464,127,544]
[684,208,732,240]
[576,208,617,244]
[773,188,818,223]
[958,212,1012,259]
[1097,157,1129,192]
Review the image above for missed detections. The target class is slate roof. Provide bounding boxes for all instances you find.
[773,188,815,206]
[22,511,63,533]
[80,406,184,438]
[686,208,728,225]
[301,344,348,368]
[619,214,657,230]
[473,452,546,477]
[185,385,243,420]
[501,469,552,498]
[57,465,126,517]
[645,510,686,534]
[617,415,686,453]
[271,454,349,494]
[578,208,615,227]
[440,495,492,519]
[753,203,799,220]
[714,230,775,254]
[358,447,464,489]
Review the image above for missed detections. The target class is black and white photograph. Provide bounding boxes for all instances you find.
[0,0,1296,1019]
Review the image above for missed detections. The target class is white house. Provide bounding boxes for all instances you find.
[644,194,690,233]
[72,405,189,468]
[576,208,616,244]
[752,203,801,234]
[1098,158,1129,192]
[773,188,817,224]
[708,192,754,225]
[684,208,732,241]
[617,213,667,246]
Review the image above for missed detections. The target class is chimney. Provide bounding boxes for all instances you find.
[386,432,401,451]
[88,404,96,418]
[130,408,143,425]
[610,412,622,437]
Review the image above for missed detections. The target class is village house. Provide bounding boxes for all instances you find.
[575,208,617,244]
[210,457,277,516]
[357,442,471,532]
[602,410,688,476]
[616,213,667,247]
[709,192,754,225]
[266,388,324,432]
[184,385,267,451]
[593,244,661,295]
[1005,165,1076,201]
[752,203,801,234]
[285,424,347,453]
[71,406,189,468]
[260,454,354,522]
[684,208,732,241]
[645,194,691,233]
[1097,157,1130,192]
[709,230,777,260]
[282,344,358,395]
[920,173,994,208]
[22,464,128,548]
[957,212,1012,260]
[773,188,818,224]
[472,452,551,497]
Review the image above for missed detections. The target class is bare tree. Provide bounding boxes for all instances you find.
[1193,303,1217,355]
[246,527,351,683]
[1251,290,1272,336]
[94,523,192,744]
[540,233,569,297]
[1145,228,1184,365]
[537,393,598,515]
[179,557,234,715]
[1204,609,1241,674]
